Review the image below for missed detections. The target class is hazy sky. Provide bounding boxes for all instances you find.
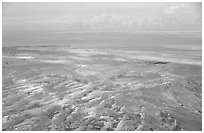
[3,2,202,32]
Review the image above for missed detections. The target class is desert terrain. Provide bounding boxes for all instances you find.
[2,45,202,131]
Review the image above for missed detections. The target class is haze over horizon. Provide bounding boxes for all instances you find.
[3,2,202,33]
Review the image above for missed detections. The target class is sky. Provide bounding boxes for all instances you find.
[2,2,202,33]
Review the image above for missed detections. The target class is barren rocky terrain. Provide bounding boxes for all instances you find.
[2,46,202,131]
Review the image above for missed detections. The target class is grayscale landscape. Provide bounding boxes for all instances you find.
[2,2,202,131]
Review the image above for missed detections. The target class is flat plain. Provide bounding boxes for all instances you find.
[2,45,202,131]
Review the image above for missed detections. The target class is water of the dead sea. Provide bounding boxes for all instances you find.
[3,31,201,49]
